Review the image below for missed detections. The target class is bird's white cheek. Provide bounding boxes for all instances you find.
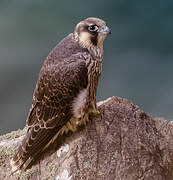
[72,88,87,119]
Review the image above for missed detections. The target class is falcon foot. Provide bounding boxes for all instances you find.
[88,110,100,118]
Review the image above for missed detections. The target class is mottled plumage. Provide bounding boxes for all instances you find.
[11,17,111,172]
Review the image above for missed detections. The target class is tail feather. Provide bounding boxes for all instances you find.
[11,115,73,173]
[11,126,58,172]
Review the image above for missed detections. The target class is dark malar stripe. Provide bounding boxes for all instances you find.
[91,34,98,46]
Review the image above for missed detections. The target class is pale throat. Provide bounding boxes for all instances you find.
[74,32,104,59]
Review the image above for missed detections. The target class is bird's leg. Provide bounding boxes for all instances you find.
[88,102,100,118]
[88,110,100,117]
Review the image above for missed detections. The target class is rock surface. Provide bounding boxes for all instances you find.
[0,96,173,180]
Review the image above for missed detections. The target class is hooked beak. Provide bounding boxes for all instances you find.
[98,25,111,35]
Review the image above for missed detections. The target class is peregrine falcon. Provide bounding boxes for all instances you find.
[11,17,111,172]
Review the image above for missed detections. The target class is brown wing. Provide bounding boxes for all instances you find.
[12,58,88,171]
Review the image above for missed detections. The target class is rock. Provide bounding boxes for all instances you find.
[0,96,173,180]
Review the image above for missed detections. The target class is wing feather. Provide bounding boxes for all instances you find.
[12,56,88,171]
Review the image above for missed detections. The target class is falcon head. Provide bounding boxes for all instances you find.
[74,17,111,48]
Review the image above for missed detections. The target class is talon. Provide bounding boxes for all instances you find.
[89,110,100,118]
[95,111,100,117]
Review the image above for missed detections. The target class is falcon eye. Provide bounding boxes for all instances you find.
[88,25,99,32]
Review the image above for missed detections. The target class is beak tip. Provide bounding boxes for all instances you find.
[99,26,111,35]
[107,26,111,35]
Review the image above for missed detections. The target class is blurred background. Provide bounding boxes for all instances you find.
[0,0,173,134]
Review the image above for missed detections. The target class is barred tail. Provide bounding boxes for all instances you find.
[11,116,76,173]
[11,125,58,172]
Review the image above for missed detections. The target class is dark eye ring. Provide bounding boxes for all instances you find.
[88,25,99,32]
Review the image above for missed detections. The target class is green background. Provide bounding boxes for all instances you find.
[0,0,173,134]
